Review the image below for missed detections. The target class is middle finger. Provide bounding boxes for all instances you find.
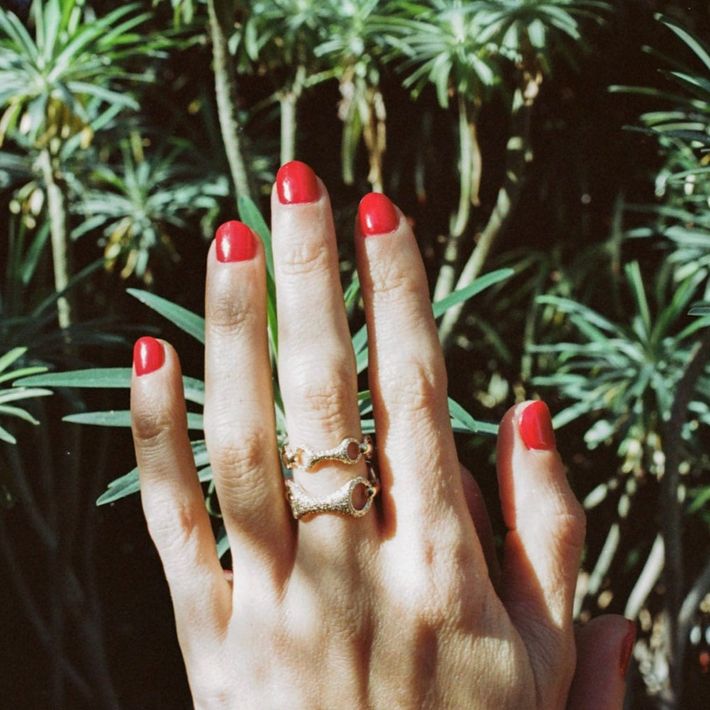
[272,161,378,552]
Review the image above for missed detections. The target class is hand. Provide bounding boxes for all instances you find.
[130,161,632,709]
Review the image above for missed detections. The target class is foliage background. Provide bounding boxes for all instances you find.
[0,0,708,708]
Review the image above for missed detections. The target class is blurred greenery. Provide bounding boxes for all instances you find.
[1,1,708,708]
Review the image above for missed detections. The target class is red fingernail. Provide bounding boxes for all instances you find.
[133,336,165,377]
[358,192,398,236]
[215,221,256,262]
[519,400,556,450]
[276,160,319,204]
[620,620,636,677]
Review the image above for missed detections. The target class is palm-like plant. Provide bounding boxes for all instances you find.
[70,135,229,282]
[381,0,608,345]
[0,347,50,445]
[616,15,710,294]
[533,261,710,704]
[314,0,392,191]
[0,0,157,327]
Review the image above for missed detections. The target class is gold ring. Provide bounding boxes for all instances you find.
[281,435,373,471]
[285,472,379,519]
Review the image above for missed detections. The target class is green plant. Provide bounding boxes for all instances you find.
[70,134,228,282]
[0,347,49,445]
[614,15,710,294]
[380,0,609,345]
[0,0,159,326]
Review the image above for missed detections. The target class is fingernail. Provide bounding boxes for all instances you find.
[276,160,319,204]
[358,192,399,236]
[619,620,636,678]
[215,220,256,262]
[519,400,556,450]
[133,336,165,377]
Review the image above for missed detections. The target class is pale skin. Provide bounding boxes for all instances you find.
[130,163,633,709]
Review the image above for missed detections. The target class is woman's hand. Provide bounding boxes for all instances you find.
[129,161,633,709]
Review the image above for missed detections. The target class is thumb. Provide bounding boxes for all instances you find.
[567,615,636,709]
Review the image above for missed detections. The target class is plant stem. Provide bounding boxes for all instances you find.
[279,65,306,165]
[660,328,710,704]
[433,95,480,304]
[624,533,665,619]
[207,0,252,201]
[362,81,386,192]
[438,85,534,349]
[38,148,72,329]
[280,93,297,165]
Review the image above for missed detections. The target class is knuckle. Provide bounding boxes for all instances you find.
[146,496,203,561]
[209,429,270,483]
[377,357,447,414]
[131,405,174,448]
[286,357,356,432]
[368,257,417,299]
[278,237,329,277]
[207,295,256,337]
[554,501,586,552]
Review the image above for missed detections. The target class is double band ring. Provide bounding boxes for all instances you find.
[281,435,373,471]
[281,436,379,519]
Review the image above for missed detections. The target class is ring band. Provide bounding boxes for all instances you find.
[281,435,373,471]
[285,474,379,519]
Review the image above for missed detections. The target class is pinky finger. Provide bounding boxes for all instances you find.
[567,615,636,709]
[131,337,231,650]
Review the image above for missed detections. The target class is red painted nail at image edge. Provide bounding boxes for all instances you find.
[519,400,556,451]
[216,221,256,262]
[133,336,165,376]
[276,160,319,204]
[619,621,636,678]
[359,193,398,236]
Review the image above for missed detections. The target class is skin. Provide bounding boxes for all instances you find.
[130,171,631,709]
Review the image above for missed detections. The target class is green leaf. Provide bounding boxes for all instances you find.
[97,441,209,505]
[0,404,40,425]
[0,366,48,386]
[0,388,52,404]
[16,368,132,388]
[238,195,274,279]
[127,289,205,344]
[63,410,204,429]
[657,14,710,71]
[0,347,27,374]
[0,424,17,444]
[238,195,278,354]
[447,397,498,435]
[432,268,514,319]
[15,369,205,406]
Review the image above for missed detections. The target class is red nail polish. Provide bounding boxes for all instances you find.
[519,400,556,450]
[133,336,165,376]
[619,620,636,677]
[358,192,398,236]
[215,221,256,262]
[276,160,319,204]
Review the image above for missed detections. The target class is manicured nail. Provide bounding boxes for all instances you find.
[519,400,556,450]
[619,620,636,678]
[358,192,398,236]
[133,336,165,377]
[276,160,319,204]
[215,221,256,262]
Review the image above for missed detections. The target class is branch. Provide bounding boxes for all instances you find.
[207,0,253,201]
[438,84,534,350]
